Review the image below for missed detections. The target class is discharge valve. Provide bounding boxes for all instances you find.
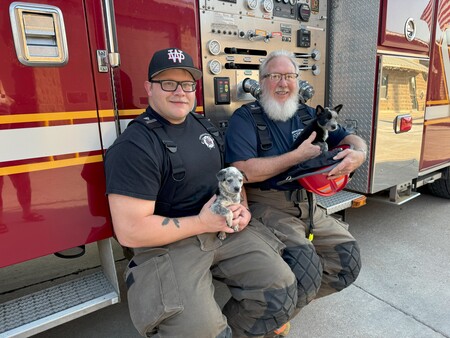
[295,49,321,61]
[299,64,321,75]
[247,30,278,43]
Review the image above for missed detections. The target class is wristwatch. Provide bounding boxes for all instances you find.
[354,148,368,158]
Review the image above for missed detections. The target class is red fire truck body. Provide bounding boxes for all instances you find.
[0,0,449,336]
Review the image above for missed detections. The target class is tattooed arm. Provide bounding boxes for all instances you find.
[108,194,235,248]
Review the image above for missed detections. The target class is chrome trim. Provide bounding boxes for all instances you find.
[377,48,430,58]
[424,105,450,120]
[102,0,120,67]
[101,0,121,137]
[441,28,450,100]
[9,2,68,66]
[370,55,428,193]
[419,162,450,176]
[404,17,416,42]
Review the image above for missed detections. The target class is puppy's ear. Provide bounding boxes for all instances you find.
[316,105,324,115]
[239,170,248,182]
[334,104,343,113]
[216,169,226,181]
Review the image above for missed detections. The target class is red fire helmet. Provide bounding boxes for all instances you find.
[294,145,351,196]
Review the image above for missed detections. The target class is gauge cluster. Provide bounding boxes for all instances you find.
[205,0,310,21]
[199,0,327,129]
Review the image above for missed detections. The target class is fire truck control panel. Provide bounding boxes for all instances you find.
[199,0,327,129]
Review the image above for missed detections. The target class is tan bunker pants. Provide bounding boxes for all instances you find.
[125,218,297,338]
[246,188,361,311]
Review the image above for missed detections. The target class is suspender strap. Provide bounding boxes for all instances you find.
[192,113,224,151]
[191,113,225,166]
[245,102,316,153]
[297,104,315,125]
[129,114,186,181]
[129,111,225,183]
[306,190,315,241]
[245,102,273,151]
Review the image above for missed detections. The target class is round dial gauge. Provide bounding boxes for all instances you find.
[207,40,221,56]
[208,59,222,75]
[289,0,296,5]
[263,0,274,12]
[246,0,258,10]
[298,3,311,21]
[283,0,289,4]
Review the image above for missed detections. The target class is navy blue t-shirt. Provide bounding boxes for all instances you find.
[224,102,349,190]
[105,107,222,217]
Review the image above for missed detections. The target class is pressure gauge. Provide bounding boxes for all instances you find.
[283,0,289,4]
[208,59,222,75]
[207,40,221,56]
[246,0,257,10]
[263,0,274,12]
[289,0,296,5]
[298,3,311,21]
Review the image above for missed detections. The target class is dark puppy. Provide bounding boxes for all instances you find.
[210,167,245,240]
[291,104,342,152]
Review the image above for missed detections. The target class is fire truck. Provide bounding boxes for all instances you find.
[1,0,449,336]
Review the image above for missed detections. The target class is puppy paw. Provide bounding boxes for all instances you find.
[232,225,239,232]
[218,231,227,240]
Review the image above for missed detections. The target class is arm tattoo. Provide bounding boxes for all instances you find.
[162,217,180,228]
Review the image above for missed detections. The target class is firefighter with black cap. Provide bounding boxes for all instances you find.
[105,48,299,337]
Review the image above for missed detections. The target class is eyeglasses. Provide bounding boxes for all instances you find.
[150,80,196,92]
[263,73,299,82]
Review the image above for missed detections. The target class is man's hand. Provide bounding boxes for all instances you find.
[326,147,366,179]
[197,196,238,235]
[294,132,322,163]
[229,204,251,231]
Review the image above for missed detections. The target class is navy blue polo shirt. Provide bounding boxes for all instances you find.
[224,102,348,190]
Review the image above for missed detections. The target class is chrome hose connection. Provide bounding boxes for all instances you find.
[242,78,261,100]
[298,79,315,103]
[241,78,315,103]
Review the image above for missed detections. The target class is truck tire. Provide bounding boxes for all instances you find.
[424,168,450,199]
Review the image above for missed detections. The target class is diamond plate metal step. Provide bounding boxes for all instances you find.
[0,270,119,338]
[316,190,365,215]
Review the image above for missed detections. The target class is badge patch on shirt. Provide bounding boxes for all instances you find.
[199,133,215,149]
[292,128,303,142]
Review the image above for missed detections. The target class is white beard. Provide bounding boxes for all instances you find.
[259,90,299,122]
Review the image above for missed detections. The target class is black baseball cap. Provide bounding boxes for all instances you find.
[148,48,202,81]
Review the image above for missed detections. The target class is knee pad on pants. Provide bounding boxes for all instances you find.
[246,282,297,336]
[282,245,322,308]
[216,326,232,338]
[331,241,362,291]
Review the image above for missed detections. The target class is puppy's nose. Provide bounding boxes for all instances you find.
[234,187,240,192]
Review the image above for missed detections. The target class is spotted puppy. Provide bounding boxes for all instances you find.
[292,104,343,153]
[210,166,245,240]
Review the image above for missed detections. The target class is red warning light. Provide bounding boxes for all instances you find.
[395,114,412,133]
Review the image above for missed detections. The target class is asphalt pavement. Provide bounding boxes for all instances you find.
[25,193,450,337]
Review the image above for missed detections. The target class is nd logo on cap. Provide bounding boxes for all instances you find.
[167,49,186,63]
[148,47,202,80]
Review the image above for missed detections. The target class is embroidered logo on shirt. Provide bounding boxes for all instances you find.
[199,133,215,149]
[292,128,303,142]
